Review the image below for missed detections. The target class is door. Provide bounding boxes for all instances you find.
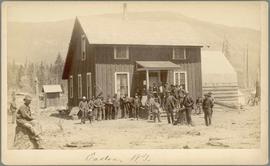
[149,71,160,88]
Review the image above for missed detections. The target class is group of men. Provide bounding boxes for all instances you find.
[77,82,215,127]
[138,82,215,126]
[78,94,120,124]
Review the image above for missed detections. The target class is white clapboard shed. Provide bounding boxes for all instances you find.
[201,50,239,104]
[42,85,63,108]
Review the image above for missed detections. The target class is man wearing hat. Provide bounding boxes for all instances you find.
[165,91,177,124]
[79,96,89,124]
[133,94,141,120]
[16,95,43,149]
[93,95,103,121]
[105,95,113,120]
[182,91,194,126]
[202,93,214,126]
[112,94,120,120]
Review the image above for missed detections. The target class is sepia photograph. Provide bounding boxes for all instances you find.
[1,1,268,165]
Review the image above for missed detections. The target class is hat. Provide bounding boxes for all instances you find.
[23,95,32,101]
[82,96,86,100]
[153,91,157,94]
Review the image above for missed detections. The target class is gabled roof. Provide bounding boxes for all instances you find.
[42,85,62,93]
[78,16,204,46]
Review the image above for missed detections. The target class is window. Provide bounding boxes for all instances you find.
[115,72,130,97]
[78,74,82,98]
[174,71,187,91]
[81,35,86,61]
[69,75,73,98]
[114,46,129,59]
[173,48,186,60]
[86,72,92,99]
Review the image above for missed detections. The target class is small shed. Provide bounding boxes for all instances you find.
[42,85,63,108]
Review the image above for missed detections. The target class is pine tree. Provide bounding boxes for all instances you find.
[16,65,24,89]
[27,62,35,92]
[37,61,45,91]
[54,52,64,84]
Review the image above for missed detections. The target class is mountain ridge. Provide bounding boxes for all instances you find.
[7,12,260,87]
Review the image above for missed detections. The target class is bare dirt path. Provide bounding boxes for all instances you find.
[8,105,260,149]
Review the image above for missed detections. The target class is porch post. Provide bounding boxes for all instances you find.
[146,69,149,91]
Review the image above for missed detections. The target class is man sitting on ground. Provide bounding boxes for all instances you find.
[16,95,44,149]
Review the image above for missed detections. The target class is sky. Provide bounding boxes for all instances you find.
[5,1,264,30]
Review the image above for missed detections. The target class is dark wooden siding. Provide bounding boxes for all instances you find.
[95,64,134,97]
[94,45,202,100]
[67,19,95,107]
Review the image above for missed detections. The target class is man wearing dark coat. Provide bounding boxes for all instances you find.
[203,93,214,126]
[112,94,120,119]
[133,95,141,120]
[165,91,177,124]
[182,91,194,126]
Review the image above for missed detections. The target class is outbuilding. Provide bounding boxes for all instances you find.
[41,85,63,108]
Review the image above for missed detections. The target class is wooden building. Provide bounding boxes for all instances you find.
[41,85,62,108]
[62,16,204,107]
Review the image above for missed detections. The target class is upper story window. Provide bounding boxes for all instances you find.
[172,48,186,60]
[69,75,73,98]
[81,35,86,61]
[78,74,82,99]
[114,46,129,59]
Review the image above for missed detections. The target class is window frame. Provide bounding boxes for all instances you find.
[172,48,187,60]
[113,46,129,60]
[173,71,188,91]
[86,72,92,99]
[114,72,130,97]
[78,74,82,99]
[81,34,86,61]
[69,75,73,98]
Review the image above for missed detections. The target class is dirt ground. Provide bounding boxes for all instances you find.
[7,105,260,149]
